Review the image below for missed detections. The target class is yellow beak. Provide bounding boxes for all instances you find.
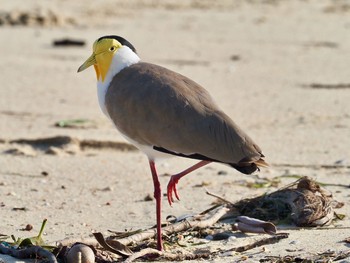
[77,54,96,72]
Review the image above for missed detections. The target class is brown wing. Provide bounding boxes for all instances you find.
[105,62,266,172]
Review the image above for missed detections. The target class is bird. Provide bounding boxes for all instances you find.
[78,35,267,251]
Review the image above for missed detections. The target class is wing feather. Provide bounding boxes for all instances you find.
[105,62,266,170]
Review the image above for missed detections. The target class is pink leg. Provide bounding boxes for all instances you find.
[149,160,163,251]
[167,160,211,206]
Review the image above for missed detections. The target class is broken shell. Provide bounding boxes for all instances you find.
[66,244,95,263]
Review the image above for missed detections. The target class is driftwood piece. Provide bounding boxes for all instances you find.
[122,247,214,263]
[123,248,171,263]
[223,233,289,253]
[55,206,228,249]
[113,206,229,246]
[122,233,289,262]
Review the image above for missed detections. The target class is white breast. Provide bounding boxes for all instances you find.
[96,46,169,160]
[97,46,140,118]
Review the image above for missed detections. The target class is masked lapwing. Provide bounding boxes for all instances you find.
[78,35,267,251]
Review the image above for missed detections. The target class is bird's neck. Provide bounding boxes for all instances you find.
[99,46,140,85]
[97,46,140,117]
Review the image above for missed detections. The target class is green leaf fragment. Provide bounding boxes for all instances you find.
[335,213,346,220]
[18,218,47,247]
[55,119,96,128]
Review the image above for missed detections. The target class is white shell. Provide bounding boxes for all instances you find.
[66,244,95,263]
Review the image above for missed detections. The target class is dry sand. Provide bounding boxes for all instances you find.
[1,0,350,262]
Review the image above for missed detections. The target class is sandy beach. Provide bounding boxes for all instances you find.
[1,0,350,262]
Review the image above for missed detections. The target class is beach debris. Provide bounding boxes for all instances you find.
[262,249,350,262]
[230,55,241,61]
[208,231,233,241]
[53,38,86,47]
[66,243,95,263]
[233,176,281,189]
[0,9,75,27]
[93,232,132,257]
[12,207,27,211]
[11,219,53,248]
[233,216,276,235]
[222,233,289,254]
[304,41,339,49]
[217,170,228,175]
[2,177,344,262]
[343,237,350,244]
[0,244,57,263]
[234,176,343,226]
[112,206,229,247]
[303,83,350,90]
[121,247,216,263]
[0,171,48,178]
[122,233,289,263]
[51,202,281,262]
[0,219,57,262]
[144,193,153,201]
[55,206,229,252]
[0,234,8,242]
[20,224,33,232]
[324,2,350,13]
[54,119,95,129]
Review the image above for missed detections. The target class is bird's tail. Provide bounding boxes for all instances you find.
[255,158,269,168]
[231,157,269,175]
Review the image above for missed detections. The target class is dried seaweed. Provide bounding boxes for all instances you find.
[233,176,343,226]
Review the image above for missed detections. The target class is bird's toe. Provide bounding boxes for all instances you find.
[167,176,181,206]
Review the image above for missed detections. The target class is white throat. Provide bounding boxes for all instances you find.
[97,46,140,117]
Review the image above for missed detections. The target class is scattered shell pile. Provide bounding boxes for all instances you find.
[0,9,75,26]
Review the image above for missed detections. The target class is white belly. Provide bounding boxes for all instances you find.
[120,133,172,160]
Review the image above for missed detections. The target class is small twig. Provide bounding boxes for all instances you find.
[263,249,350,262]
[0,172,47,178]
[124,233,289,262]
[123,248,166,263]
[0,244,57,263]
[278,226,350,231]
[205,189,235,205]
[333,249,350,261]
[199,204,223,215]
[123,248,213,262]
[223,233,289,253]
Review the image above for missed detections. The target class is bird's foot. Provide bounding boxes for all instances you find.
[167,175,181,206]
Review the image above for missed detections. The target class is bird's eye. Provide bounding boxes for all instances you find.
[109,46,116,52]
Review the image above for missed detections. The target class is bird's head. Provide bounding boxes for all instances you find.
[78,35,138,82]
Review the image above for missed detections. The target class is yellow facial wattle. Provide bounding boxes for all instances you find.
[78,38,122,82]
